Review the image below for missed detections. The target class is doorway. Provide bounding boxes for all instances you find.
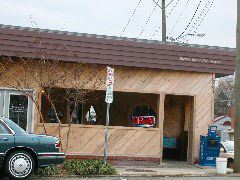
[162,95,194,163]
[0,89,34,133]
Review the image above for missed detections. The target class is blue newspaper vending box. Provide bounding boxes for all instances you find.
[199,126,221,166]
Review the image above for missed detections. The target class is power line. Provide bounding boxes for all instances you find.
[150,0,181,40]
[179,0,211,42]
[168,0,191,37]
[166,0,181,18]
[152,0,175,9]
[184,0,215,43]
[180,0,211,42]
[138,0,160,38]
[120,0,143,37]
[166,0,175,8]
[176,0,202,40]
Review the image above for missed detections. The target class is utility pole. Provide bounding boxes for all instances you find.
[162,0,166,42]
[234,0,240,173]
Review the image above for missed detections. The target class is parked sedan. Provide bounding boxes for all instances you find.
[220,141,234,168]
[0,117,65,179]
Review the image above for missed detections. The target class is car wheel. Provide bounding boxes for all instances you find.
[5,151,35,179]
[227,158,234,169]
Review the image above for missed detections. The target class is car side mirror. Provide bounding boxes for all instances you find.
[220,148,225,153]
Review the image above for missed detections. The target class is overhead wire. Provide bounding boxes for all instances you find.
[175,0,202,41]
[168,0,191,37]
[120,0,143,37]
[179,0,211,42]
[138,0,160,38]
[184,0,215,43]
[150,0,181,40]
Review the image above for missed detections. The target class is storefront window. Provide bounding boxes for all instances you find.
[41,89,99,125]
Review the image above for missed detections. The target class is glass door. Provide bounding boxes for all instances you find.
[1,89,34,133]
[8,94,28,130]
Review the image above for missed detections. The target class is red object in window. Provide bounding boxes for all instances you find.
[131,116,156,127]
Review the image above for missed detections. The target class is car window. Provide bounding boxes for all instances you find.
[2,118,27,135]
[0,122,10,134]
[225,141,234,151]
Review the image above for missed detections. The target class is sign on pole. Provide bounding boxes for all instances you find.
[105,67,114,103]
[104,66,114,165]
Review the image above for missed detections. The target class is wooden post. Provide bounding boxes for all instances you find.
[234,0,240,173]
[185,96,196,164]
[157,93,165,163]
[184,98,191,163]
[162,0,166,42]
[190,95,197,164]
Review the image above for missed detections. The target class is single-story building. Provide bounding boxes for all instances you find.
[0,24,235,164]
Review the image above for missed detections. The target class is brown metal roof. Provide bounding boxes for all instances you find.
[0,24,236,75]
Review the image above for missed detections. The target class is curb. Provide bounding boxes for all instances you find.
[32,173,240,178]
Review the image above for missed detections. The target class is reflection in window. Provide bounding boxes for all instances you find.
[0,122,9,134]
[48,107,63,123]
[9,95,28,130]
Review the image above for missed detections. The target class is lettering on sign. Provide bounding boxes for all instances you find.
[105,67,114,104]
[179,57,221,64]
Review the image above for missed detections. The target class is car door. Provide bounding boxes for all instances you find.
[0,120,14,166]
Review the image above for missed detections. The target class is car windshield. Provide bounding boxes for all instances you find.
[225,141,234,152]
[2,118,27,135]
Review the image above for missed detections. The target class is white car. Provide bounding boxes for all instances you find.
[220,141,234,168]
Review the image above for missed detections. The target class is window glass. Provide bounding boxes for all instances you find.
[0,122,9,134]
[225,141,234,151]
[131,105,156,127]
[9,94,28,130]
[3,118,26,135]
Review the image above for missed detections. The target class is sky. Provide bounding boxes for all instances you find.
[0,0,237,48]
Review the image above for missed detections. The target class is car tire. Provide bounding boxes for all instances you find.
[5,150,35,179]
[0,168,6,178]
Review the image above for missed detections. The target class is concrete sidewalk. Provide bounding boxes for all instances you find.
[115,161,237,177]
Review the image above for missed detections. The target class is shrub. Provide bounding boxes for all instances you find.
[37,165,62,176]
[37,159,117,176]
[64,160,117,176]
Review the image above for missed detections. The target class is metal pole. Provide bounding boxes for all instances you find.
[234,0,240,173]
[104,103,110,165]
[162,0,166,42]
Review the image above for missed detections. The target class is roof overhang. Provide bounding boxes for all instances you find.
[0,24,236,76]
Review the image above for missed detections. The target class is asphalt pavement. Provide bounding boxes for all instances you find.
[29,177,240,180]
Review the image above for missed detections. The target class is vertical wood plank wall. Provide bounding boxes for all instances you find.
[0,60,214,160]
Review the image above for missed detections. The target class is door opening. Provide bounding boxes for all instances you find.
[162,95,193,162]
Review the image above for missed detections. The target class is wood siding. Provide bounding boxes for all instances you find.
[35,124,160,157]
[0,59,214,160]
